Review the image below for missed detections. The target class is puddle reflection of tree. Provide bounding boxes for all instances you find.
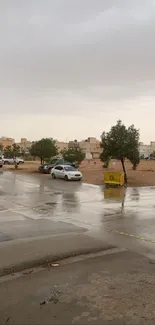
[102,187,142,236]
[39,184,45,197]
[11,174,17,195]
[62,192,80,213]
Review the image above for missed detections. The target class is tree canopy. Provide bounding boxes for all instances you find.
[100,120,140,183]
[29,138,58,164]
[61,146,85,166]
[150,151,155,159]
[4,144,21,158]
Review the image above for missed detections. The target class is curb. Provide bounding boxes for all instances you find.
[0,233,116,276]
[1,245,116,277]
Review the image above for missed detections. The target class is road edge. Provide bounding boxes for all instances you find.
[0,233,116,276]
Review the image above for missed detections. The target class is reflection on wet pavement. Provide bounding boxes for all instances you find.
[1,171,155,258]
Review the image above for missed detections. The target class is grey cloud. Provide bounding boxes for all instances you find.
[0,0,155,115]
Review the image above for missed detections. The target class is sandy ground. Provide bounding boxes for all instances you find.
[3,159,155,187]
[80,159,155,187]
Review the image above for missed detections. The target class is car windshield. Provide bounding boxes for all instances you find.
[64,166,76,171]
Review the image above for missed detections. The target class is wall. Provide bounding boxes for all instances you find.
[150,142,155,153]
[0,137,15,149]
[56,141,68,153]
[79,137,102,158]
[17,138,32,153]
[139,142,151,158]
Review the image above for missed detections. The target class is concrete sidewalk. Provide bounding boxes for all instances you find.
[0,232,115,276]
[0,249,155,324]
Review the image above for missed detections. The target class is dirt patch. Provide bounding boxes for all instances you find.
[4,161,40,174]
[3,159,155,187]
[80,159,155,187]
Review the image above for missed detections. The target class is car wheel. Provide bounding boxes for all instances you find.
[4,161,9,165]
[64,175,69,181]
[52,173,56,179]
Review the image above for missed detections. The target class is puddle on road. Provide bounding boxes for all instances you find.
[51,191,62,195]
[104,187,126,201]
[45,202,58,206]
[0,190,7,196]
[0,205,5,211]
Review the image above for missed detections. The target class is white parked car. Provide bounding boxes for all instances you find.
[2,157,24,165]
[51,164,82,181]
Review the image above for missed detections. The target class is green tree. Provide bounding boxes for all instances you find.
[100,120,140,183]
[29,138,58,164]
[4,144,21,158]
[0,144,3,153]
[61,146,85,166]
[3,146,13,158]
[20,149,26,158]
[150,151,155,159]
[130,150,140,170]
[12,143,21,157]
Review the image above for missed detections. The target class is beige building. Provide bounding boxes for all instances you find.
[0,137,15,149]
[139,142,151,158]
[56,141,68,153]
[79,137,102,159]
[68,140,79,149]
[55,137,101,159]
[0,136,102,159]
[139,141,155,158]
[17,138,32,153]
[150,142,155,153]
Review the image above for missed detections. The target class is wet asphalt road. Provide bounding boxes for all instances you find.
[1,170,155,258]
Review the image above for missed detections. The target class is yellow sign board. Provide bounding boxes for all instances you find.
[104,172,124,186]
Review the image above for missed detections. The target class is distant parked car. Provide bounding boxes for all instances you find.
[2,158,24,165]
[51,164,82,181]
[38,158,76,174]
[38,163,54,174]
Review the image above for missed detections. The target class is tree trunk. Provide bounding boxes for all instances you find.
[14,158,18,169]
[121,158,127,183]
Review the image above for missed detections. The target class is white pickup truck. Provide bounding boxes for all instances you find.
[2,157,24,165]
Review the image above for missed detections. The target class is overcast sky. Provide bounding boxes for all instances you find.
[0,0,155,143]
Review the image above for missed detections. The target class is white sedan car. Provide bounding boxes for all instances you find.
[51,164,82,181]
